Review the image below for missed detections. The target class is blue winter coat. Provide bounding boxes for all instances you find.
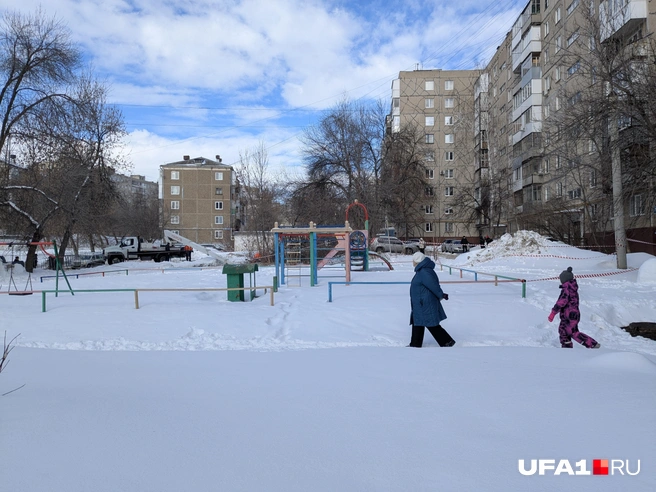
[410,257,447,327]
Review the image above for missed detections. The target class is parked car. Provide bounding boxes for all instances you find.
[71,252,106,269]
[446,239,463,253]
[441,239,454,252]
[370,236,419,255]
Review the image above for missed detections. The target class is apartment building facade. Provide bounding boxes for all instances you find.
[388,69,482,242]
[473,0,655,252]
[159,155,240,248]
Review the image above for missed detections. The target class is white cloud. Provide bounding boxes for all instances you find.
[4,0,524,181]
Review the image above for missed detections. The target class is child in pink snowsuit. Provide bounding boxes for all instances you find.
[548,267,600,349]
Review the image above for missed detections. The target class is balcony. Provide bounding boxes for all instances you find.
[512,26,541,73]
[512,121,542,146]
[599,0,647,42]
[522,173,546,188]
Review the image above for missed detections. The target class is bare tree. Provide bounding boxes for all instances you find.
[298,98,387,231]
[235,142,283,256]
[379,124,431,237]
[1,7,80,176]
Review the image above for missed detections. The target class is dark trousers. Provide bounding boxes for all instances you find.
[410,325,455,347]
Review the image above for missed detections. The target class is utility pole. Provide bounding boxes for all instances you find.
[609,95,627,269]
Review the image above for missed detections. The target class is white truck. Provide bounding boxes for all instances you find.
[103,237,186,264]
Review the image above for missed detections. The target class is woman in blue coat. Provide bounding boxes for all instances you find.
[408,252,455,347]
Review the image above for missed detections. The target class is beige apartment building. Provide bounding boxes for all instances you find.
[388,69,482,242]
[159,155,240,248]
[472,0,655,252]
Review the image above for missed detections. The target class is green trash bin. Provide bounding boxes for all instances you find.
[222,263,259,302]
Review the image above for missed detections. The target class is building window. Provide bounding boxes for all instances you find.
[444,116,453,125]
[445,134,454,144]
[426,151,435,162]
[215,172,224,180]
[170,185,180,195]
[445,186,454,196]
[425,186,435,196]
[444,223,454,233]
[555,7,561,23]
[590,169,597,187]
[425,80,434,91]
[214,230,223,239]
[215,215,224,225]
[171,171,180,180]
[568,188,582,199]
[425,98,434,109]
[629,194,644,216]
[589,203,598,218]
[445,80,454,90]
[567,60,580,77]
[567,0,579,15]
[215,187,223,195]
[544,185,551,201]
[425,223,434,232]
[171,215,180,224]
[556,156,562,169]
[425,205,434,214]
[425,134,434,144]
[171,200,180,210]
[215,201,223,210]
[426,168,434,179]
[445,151,454,161]
[544,21,550,36]
[444,97,454,108]
[567,30,579,46]
[531,185,542,202]
[392,98,400,108]
[392,115,400,133]
[444,208,453,215]
[444,169,454,179]
[425,116,435,126]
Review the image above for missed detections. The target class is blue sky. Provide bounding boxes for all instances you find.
[4,0,524,181]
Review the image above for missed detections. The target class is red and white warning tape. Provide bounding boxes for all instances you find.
[527,268,638,282]
[512,254,608,260]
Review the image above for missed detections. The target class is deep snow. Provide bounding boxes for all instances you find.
[1,231,655,491]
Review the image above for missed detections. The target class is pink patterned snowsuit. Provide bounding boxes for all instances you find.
[552,279,598,348]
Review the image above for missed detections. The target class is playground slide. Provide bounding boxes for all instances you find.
[317,236,348,269]
[367,252,393,270]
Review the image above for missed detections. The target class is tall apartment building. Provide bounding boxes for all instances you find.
[388,69,481,241]
[159,155,240,248]
[473,0,655,252]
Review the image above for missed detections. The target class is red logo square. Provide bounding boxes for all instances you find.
[593,459,609,475]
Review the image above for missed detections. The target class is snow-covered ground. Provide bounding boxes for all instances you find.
[1,231,655,491]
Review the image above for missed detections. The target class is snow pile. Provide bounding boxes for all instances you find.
[452,230,556,266]
[637,257,656,283]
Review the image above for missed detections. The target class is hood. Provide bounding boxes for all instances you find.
[414,257,436,272]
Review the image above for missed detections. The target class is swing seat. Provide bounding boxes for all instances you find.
[8,291,33,296]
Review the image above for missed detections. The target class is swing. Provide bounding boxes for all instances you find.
[4,244,33,295]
